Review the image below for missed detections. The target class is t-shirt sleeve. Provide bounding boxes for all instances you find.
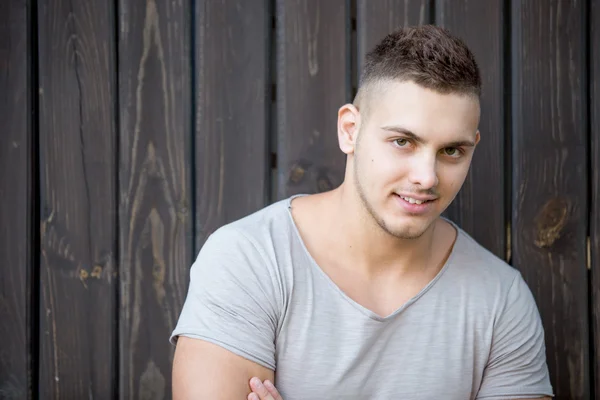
[476,273,554,399]
[169,226,281,370]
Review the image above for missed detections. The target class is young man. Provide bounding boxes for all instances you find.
[170,25,553,399]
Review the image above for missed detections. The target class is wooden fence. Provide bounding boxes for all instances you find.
[1,0,599,399]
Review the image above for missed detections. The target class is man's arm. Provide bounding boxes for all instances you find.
[170,227,282,398]
[172,337,274,399]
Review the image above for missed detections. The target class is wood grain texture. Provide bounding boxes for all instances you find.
[37,0,117,397]
[591,0,600,395]
[435,0,506,258]
[117,0,192,398]
[357,0,431,73]
[0,0,32,398]
[195,0,270,251]
[511,1,589,398]
[276,0,349,198]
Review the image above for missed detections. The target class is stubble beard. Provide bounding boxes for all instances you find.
[353,153,429,240]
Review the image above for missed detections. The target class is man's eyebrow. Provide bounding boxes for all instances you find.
[381,125,476,148]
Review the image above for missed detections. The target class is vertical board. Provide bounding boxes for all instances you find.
[436,0,505,258]
[118,0,192,398]
[37,0,117,398]
[511,1,589,398]
[195,0,270,250]
[357,0,431,73]
[0,1,32,398]
[591,0,600,395]
[276,0,349,198]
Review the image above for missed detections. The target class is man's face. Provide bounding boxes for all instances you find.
[346,80,480,239]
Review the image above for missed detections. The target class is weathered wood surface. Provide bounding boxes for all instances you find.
[276,0,349,198]
[0,0,32,398]
[591,0,600,395]
[436,0,506,259]
[357,0,431,74]
[37,0,117,397]
[117,0,192,398]
[4,1,600,397]
[511,1,589,398]
[195,0,270,251]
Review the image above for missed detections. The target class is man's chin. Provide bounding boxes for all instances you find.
[388,229,427,240]
[382,221,429,240]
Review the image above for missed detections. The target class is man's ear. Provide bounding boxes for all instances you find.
[474,130,481,146]
[337,103,360,155]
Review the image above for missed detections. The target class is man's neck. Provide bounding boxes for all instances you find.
[321,186,448,279]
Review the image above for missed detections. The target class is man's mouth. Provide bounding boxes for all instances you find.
[397,195,435,205]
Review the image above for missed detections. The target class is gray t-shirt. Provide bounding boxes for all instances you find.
[171,196,553,399]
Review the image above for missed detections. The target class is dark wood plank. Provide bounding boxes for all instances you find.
[591,0,600,395]
[117,0,192,398]
[37,0,117,398]
[276,0,349,198]
[0,1,32,398]
[511,1,589,398]
[357,0,431,73]
[435,0,505,258]
[195,0,270,250]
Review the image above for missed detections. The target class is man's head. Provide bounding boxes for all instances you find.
[337,25,481,239]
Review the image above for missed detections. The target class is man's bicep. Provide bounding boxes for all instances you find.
[172,336,274,400]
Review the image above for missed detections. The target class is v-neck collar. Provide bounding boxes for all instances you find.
[285,194,462,322]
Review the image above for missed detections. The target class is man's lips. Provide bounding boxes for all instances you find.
[395,193,438,205]
[391,193,438,215]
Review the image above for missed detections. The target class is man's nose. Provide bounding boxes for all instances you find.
[408,154,439,189]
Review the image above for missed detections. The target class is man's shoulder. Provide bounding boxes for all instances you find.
[215,197,289,232]
[438,224,541,332]
[448,224,523,298]
[200,197,294,259]
[189,198,296,295]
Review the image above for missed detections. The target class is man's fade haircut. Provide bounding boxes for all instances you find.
[354,25,481,110]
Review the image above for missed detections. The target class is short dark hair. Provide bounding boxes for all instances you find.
[355,25,481,105]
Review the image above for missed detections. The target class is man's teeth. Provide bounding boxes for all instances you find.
[400,195,428,205]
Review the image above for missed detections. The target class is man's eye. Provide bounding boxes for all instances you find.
[443,147,460,157]
[395,138,409,147]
